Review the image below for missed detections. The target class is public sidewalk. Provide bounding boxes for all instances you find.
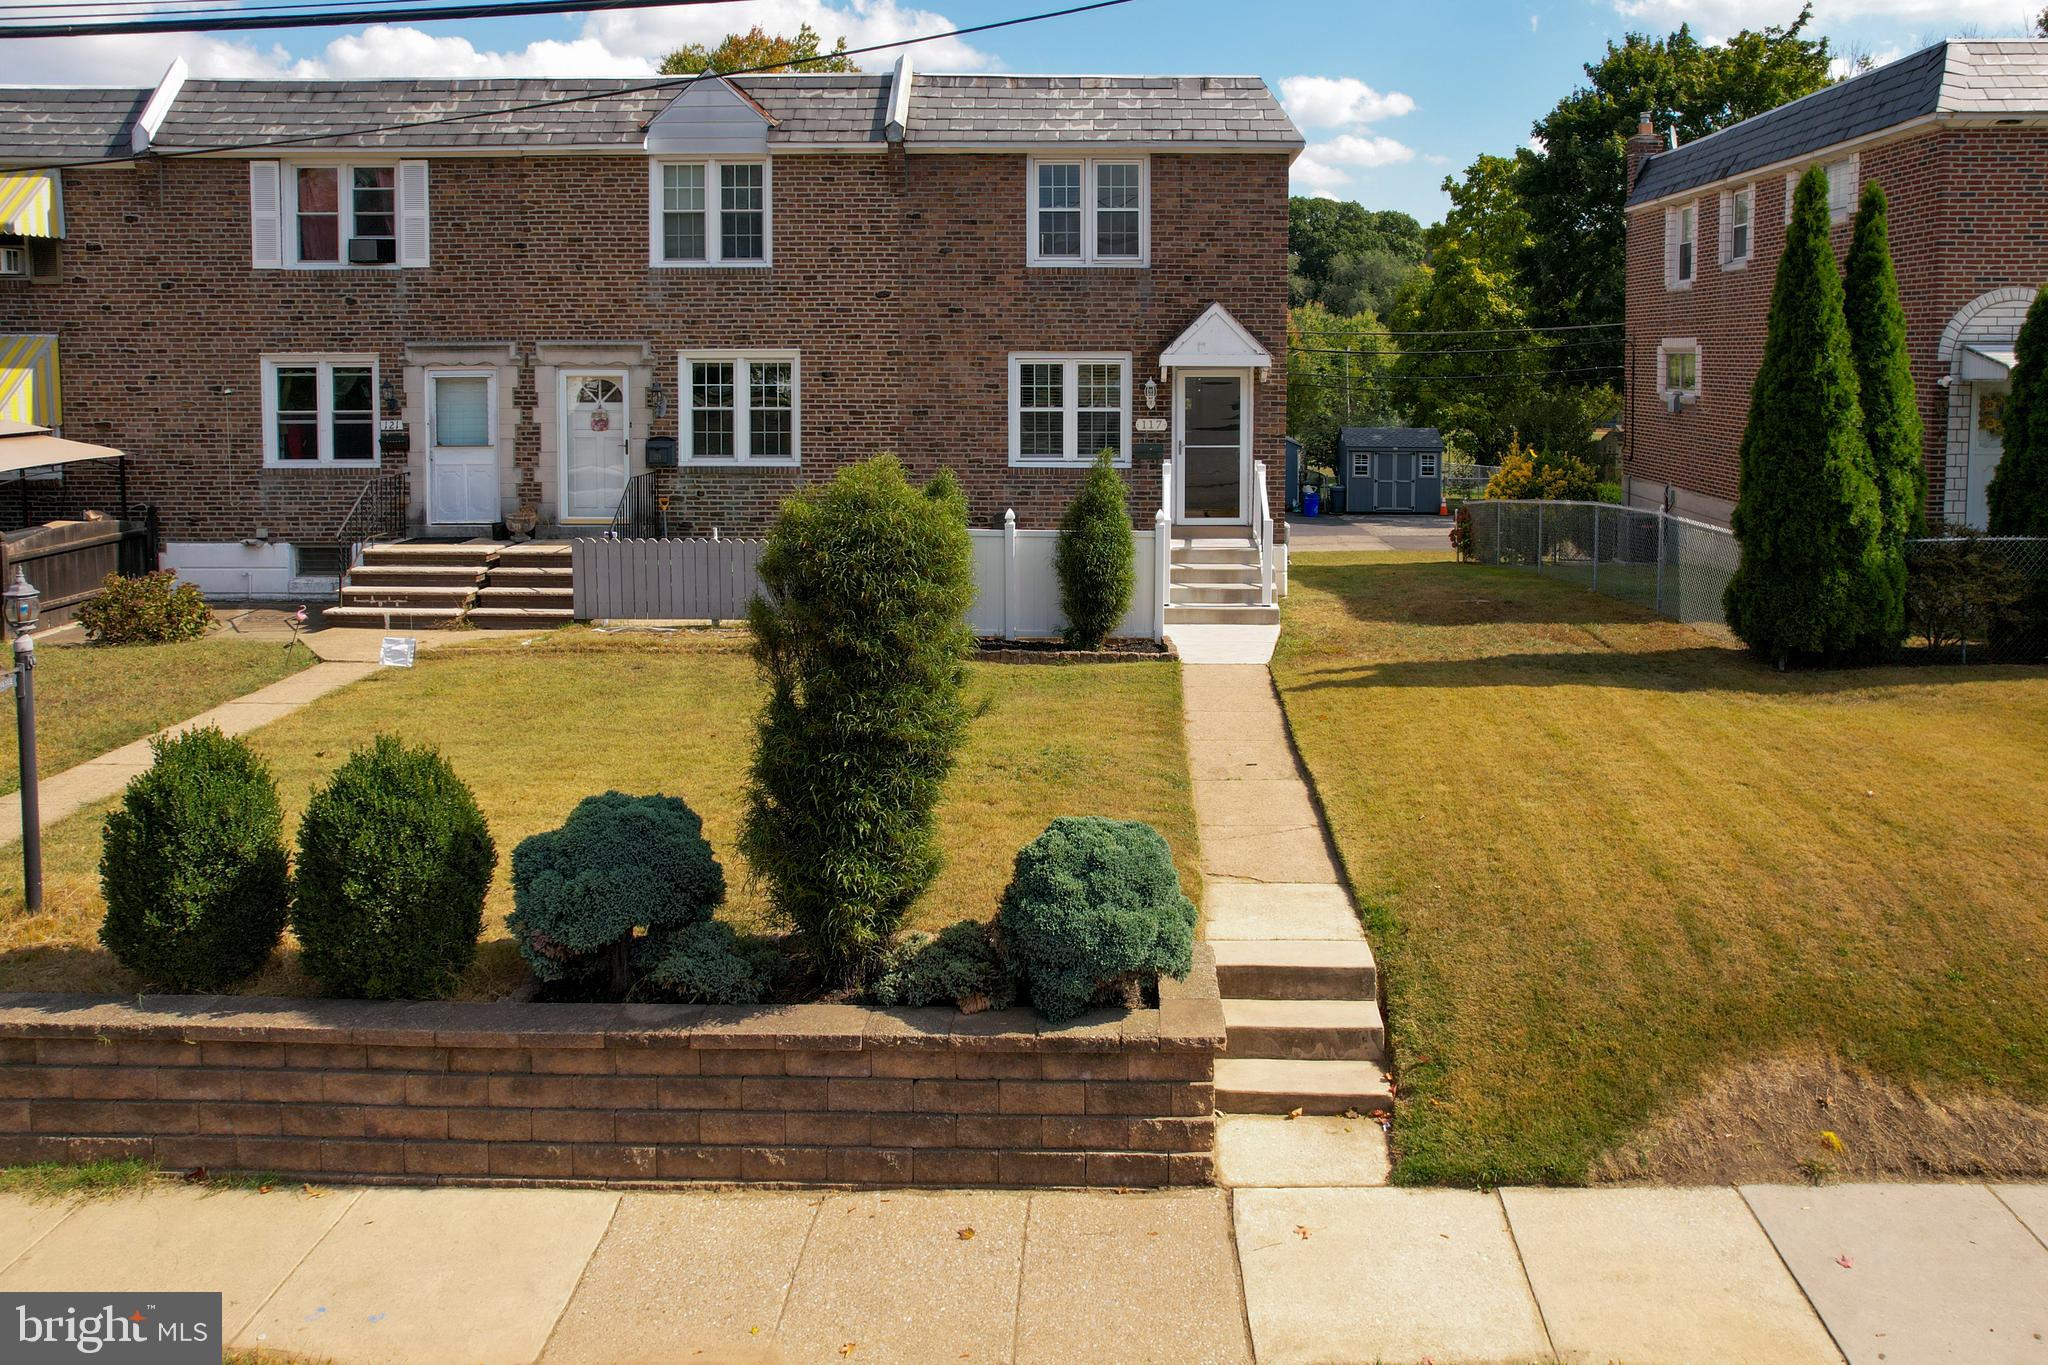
[0,616,465,845]
[3,1179,2045,1363]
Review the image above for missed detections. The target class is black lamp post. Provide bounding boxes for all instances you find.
[5,568,43,913]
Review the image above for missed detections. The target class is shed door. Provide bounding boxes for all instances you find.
[1376,452,1416,510]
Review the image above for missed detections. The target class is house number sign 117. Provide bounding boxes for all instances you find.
[1134,417,1168,434]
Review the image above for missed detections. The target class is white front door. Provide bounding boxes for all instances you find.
[428,371,499,526]
[1966,381,2008,530]
[1174,369,1249,523]
[562,372,630,524]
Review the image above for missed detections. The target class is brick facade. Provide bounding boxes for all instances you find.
[0,147,1288,546]
[1624,125,2048,526]
[0,951,1225,1189]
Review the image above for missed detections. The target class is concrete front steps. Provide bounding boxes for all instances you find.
[1165,532,1278,626]
[325,543,490,629]
[470,542,573,630]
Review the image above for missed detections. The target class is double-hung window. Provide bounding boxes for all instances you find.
[1785,156,1858,223]
[652,160,771,266]
[292,165,395,265]
[1722,184,1753,267]
[1667,202,1696,288]
[262,355,379,467]
[1008,353,1131,465]
[1028,158,1148,266]
[679,352,798,464]
[1658,339,1700,405]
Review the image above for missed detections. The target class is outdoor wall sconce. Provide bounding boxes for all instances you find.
[1143,377,1158,411]
[646,378,669,420]
[380,376,402,416]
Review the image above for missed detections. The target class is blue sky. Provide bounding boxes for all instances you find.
[14,0,2044,222]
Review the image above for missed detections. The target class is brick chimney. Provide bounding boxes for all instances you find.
[1625,111,1664,195]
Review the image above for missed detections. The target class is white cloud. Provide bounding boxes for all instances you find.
[1277,75,1417,129]
[1290,131,1416,196]
[1828,44,1905,80]
[1530,13,1541,31]
[8,0,991,88]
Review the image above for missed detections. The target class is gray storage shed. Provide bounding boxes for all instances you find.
[1338,427,1445,514]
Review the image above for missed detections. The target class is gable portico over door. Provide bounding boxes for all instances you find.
[1159,303,1272,529]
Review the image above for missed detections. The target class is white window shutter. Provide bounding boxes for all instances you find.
[249,160,283,269]
[398,160,430,267]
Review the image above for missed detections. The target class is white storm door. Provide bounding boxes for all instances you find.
[562,372,630,523]
[1966,382,2008,531]
[428,372,499,525]
[1175,370,1248,523]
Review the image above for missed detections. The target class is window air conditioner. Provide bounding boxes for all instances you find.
[348,236,397,265]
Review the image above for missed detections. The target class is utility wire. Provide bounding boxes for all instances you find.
[1,0,1133,172]
[4,0,748,38]
[1286,319,1623,338]
[1292,338,1616,357]
[1288,364,1622,384]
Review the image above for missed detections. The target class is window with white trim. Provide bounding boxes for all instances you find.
[289,164,395,265]
[1027,158,1148,266]
[1419,453,1439,478]
[1721,183,1753,267]
[652,159,771,266]
[1008,354,1131,464]
[262,356,379,467]
[1658,339,1700,403]
[679,352,798,463]
[1666,202,1697,288]
[1785,155,1858,223]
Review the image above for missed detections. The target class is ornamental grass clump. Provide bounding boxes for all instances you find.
[291,735,495,999]
[1055,451,1136,648]
[98,726,289,991]
[998,816,1196,1022]
[508,791,726,997]
[742,454,975,988]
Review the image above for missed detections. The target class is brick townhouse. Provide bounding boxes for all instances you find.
[0,59,1298,597]
[1623,39,2048,529]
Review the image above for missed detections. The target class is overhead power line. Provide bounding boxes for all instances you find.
[1292,338,1616,358]
[1288,363,1623,385]
[1287,320,1623,339]
[3,0,743,38]
[1,0,1133,173]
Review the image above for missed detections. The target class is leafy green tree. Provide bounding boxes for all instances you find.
[1287,302,1397,473]
[1289,198,1425,309]
[1428,151,1536,278]
[1842,181,1919,648]
[1986,285,2048,536]
[1518,8,1832,369]
[743,455,974,986]
[1724,167,1890,664]
[1314,249,1420,319]
[660,22,856,75]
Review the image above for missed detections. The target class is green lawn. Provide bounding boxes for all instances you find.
[1273,551,2048,1186]
[0,633,314,795]
[0,631,1199,1001]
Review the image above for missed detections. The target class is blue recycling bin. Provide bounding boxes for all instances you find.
[1302,487,1320,517]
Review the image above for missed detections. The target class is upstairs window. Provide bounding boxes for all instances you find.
[263,356,379,467]
[1722,184,1753,267]
[250,160,427,269]
[1666,202,1696,289]
[1028,158,1148,267]
[1785,155,1858,224]
[652,159,771,267]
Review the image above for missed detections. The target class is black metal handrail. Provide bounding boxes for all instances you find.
[334,471,407,559]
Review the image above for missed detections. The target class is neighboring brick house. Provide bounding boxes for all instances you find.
[0,60,1298,596]
[1623,40,2048,529]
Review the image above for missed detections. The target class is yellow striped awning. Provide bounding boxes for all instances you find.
[0,172,62,239]
[0,335,62,427]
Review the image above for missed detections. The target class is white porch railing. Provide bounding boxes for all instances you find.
[1154,456,1174,641]
[1252,459,1275,606]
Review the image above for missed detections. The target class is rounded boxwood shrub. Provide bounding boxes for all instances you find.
[870,920,1016,1011]
[291,735,496,999]
[635,919,780,1005]
[997,816,1197,1022]
[77,570,212,645]
[1055,451,1135,649]
[98,726,289,991]
[508,791,726,996]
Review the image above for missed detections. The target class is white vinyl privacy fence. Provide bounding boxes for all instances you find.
[1464,499,1741,629]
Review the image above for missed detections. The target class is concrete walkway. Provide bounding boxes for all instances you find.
[4,1180,2043,1363]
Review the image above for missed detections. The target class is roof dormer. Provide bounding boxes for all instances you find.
[643,75,777,156]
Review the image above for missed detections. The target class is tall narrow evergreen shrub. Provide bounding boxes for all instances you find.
[1055,451,1136,648]
[742,454,976,986]
[1724,165,1890,664]
[1843,182,1919,650]
[1986,285,2048,537]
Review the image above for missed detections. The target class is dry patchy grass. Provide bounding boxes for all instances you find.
[1272,552,2048,1186]
[0,632,313,795]
[0,630,1198,1001]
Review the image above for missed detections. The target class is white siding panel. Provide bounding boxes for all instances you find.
[643,79,772,154]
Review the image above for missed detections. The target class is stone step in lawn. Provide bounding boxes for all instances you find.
[1223,998,1385,1062]
[1213,1058,1394,1116]
[1212,939,1377,1000]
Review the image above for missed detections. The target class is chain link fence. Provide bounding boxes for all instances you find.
[1463,499,2048,663]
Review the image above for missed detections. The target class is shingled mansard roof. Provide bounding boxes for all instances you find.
[0,69,1302,162]
[1628,39,2048,207]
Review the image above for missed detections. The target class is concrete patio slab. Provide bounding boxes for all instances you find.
[236,1186,619,1364]
[775,1190,1029,1365]
[0,1187,363,1341]
[1742,1182,2048,1365]
[1017,1190,1251,1365]
[542,1190,819,1364]
[1994,1183,2048,1248]
[1202,884,1360,941]
[0,1194,76,1274]
[1201,825,1341,885]
[1165,624,1279,665]
[1235,1187,1550,1364]
[1214,1114,1389,1187]
[1185,739,1304,782]
[1503,1186,1842,1365]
